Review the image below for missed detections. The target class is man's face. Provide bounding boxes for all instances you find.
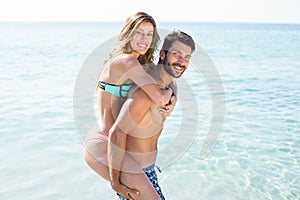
[162,40,192,78]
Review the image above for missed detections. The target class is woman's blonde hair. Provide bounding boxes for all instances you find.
[95,12,160,91]
[107,12,160,65]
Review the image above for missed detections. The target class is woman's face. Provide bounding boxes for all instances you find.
[129,21,154,56]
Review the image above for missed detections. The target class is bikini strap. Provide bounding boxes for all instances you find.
[98,81,106,90]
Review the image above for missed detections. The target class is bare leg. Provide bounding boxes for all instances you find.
[83,136,161,200]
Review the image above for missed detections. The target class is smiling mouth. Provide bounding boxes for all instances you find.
[137,43,148,48]
[172,63,185,72]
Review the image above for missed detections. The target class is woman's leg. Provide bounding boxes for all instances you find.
[83,135,161,200]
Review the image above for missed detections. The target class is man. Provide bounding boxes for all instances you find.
[108,31,195,200]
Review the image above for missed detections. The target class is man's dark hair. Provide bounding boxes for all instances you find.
[161,31,195,53]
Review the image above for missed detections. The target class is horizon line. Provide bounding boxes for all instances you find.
[0,20,299,25]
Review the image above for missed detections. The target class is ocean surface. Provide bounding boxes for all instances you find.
[0,22,299,200]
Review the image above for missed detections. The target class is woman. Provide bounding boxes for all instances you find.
[83,12,175,199]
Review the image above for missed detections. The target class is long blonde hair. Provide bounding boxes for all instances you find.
[95,12,160,91]
[107,12,160,65]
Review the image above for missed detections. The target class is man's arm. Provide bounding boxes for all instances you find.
[107,89,154,197]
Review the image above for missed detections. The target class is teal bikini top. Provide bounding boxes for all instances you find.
[98,81,134,98]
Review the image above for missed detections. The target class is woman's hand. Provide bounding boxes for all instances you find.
[111,181,140,199]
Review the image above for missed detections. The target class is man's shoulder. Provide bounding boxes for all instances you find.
[142,62,155,74]
[146,64,164,84]
[169,79,177,86]
[168,80,178,95]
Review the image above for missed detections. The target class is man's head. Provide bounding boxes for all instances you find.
[159,31,195,78]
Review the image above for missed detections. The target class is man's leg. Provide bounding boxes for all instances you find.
[117,164,166,200]
[142,165,165,200]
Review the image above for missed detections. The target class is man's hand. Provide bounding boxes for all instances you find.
[111,181,140,199]
[159,95,177,117]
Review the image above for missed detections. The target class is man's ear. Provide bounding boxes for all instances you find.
[159,50,165,61]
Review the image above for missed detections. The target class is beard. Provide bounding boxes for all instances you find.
[162,59,186,78]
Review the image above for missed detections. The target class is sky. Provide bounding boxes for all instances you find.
[0,0,299,24]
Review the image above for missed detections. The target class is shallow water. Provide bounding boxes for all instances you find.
[0,22,299,199]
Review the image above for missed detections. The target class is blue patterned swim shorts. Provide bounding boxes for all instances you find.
[117,164,165,200]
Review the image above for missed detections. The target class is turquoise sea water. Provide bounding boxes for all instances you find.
[0,22,299,199]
